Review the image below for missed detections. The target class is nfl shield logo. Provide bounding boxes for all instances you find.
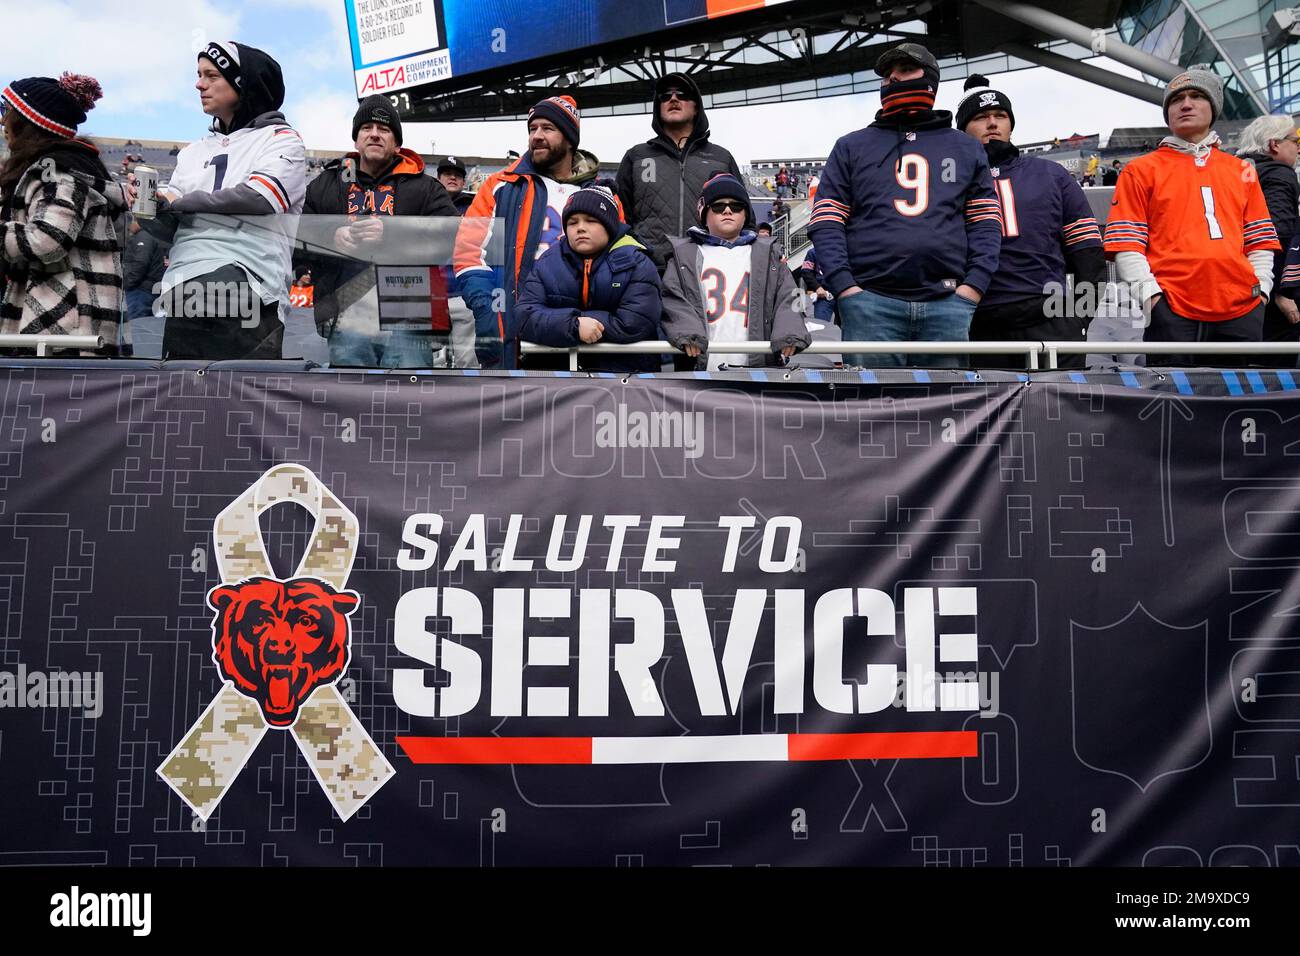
[1070,604,1211,791]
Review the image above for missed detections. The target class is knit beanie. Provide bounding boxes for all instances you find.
[352,94,403,145]
[956,74,1015,133]
[528,95,581,147]
[563,182,622,240]
[1163,68,1224,124]
[199,41,243,91]
[1,72,103,139]
[697,172,751,225]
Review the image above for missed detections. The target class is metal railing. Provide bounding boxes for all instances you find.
[5,334,1298,372]
[0,334,103,357]
[522,340,1300,372]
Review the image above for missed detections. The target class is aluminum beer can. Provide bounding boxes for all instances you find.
[132,165,159,219]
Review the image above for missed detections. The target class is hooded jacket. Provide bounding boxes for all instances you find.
[300,148,458,335]
[452,147,602,367]
[516,226,662,372]
[615,74,745,272]
[0,139,125,348]
[661,230,810,367]
[808,107,1002,301]
[212,44,285,137]
[147,44,305,313]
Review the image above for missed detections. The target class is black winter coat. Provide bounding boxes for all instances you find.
[1242,151,1299,287]
[297,149,458,334]
[123,227,168,291]
[615,74,744,273]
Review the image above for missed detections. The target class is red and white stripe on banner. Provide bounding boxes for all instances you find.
[397,731,977,764]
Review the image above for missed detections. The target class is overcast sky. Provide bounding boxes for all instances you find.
[2,0,1169,162]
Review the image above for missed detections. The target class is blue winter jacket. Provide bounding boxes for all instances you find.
[516,227,663,372]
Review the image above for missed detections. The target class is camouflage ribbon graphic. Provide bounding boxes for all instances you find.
[158,464,394,821]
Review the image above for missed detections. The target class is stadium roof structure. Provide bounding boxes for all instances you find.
[391,0,1202,123]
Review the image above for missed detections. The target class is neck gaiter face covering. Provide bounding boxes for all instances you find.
[879,76,937,117]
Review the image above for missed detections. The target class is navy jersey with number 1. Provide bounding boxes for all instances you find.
[982,151,1102,306]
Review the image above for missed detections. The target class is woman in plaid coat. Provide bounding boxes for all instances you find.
[1,73,125,353]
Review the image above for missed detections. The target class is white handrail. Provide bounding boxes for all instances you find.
[521,340,1300,372]
[0,334,103,357]
[522,340,1043,370]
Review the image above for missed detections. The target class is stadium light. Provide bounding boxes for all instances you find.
[1266,8,1300,51]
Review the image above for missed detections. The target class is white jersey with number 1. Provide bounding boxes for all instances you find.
[162,117,306,304]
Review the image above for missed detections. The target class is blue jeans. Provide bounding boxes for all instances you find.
[837,287,975,368]
[125,288,156,320]
[328,329,435,368]
[812,296,836,325]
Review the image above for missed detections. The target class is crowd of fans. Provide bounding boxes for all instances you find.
[1,40,1297,371]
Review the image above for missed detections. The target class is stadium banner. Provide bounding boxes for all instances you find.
[345,0,796,96]
[2,366,1300,867]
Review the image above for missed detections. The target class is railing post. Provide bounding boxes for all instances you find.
[1027,346,1039,371]
[569,348,579,372]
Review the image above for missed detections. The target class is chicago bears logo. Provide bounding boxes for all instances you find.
[208,576,359,728]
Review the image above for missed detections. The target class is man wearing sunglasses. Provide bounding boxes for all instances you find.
[615,72,745,274]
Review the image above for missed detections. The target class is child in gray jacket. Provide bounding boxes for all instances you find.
[661,173,809,369]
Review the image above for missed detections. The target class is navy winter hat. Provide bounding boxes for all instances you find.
[697,172,751,224]
[2,72,102,139]
[563,182,621,240]
[528,95,580,147]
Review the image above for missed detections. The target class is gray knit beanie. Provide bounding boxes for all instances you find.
[1163,68,1223,124]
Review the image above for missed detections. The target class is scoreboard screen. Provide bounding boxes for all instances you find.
[345,0,794,97]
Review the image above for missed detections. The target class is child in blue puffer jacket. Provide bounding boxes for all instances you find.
[516,183,662,372]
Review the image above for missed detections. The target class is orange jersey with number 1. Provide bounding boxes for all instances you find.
[1103,144,1280,322]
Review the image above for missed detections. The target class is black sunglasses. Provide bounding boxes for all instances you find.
[659,89,690,103]
[709,201,746,214]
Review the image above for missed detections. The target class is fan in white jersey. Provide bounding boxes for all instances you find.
[140,41,305,359]
[661,173,810,369]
